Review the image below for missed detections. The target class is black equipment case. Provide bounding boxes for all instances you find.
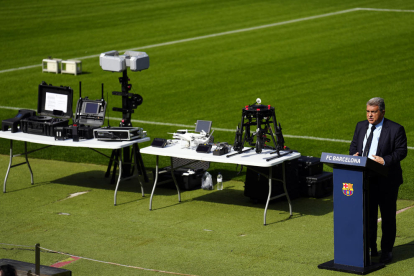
[297,155,323,177]
[296,155,333,197]
[304,171,333,198]
[21,82,73,137]
[154,168,205,190]
[244,158,300,203]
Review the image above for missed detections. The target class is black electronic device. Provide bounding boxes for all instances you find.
[196,143,212,153]
[55,82,106,141]
[55,125,96,141]
[213,142,231,156]
[151,138,167,148]
[93,126,145,141]
[21,82,73,136]
[2,109,36,133]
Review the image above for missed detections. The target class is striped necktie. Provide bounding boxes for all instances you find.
[363,125,376,157]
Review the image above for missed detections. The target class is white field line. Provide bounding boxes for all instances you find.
[2,7,414,74]
[1,106,413,149]
[357,7,414,13]
[40,247,197,276]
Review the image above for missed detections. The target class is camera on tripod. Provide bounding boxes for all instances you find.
[98,50,150,180]
[99,50,149,127]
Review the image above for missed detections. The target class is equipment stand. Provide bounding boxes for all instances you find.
[106,144,148,184]
[105,70,147,181]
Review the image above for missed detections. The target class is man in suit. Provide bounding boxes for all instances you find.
[349,97,407,264]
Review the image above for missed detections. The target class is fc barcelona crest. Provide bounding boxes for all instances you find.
[342,183,354,196]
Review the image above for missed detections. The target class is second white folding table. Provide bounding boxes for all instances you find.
[141,144,300,225]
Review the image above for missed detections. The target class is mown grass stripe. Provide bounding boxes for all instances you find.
[3,7,414,74]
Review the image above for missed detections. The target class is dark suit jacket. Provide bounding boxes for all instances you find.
[349,118,407,185]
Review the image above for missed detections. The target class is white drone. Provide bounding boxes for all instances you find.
[170,129,214,148]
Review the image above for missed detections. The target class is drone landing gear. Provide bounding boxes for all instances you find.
[265,150,294,162]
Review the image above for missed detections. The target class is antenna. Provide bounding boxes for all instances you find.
[101,83,104,100]
[73,81,82,124]
[106,89,110,128]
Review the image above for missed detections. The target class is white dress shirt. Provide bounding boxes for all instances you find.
[362,118,384,160]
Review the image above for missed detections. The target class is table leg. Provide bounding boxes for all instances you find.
[111,150,119,184]
[3,141,52,193]
[282,162,293,216]
[264,166,273,225]
[25,142,34,185]
[3,140,13,193]
[114,149,123,206]
[133,144,145,197]
[149,155,160,210]
[133,143,149,183]
[263,163,293,225]
[170,157,181,203]
[105,150,116,178]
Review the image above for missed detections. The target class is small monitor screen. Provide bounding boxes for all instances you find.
[84,103,99,114]
[195,120,212,133]
[45,92,68,113]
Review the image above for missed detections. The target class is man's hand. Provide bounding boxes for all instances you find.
[372,155,384,165]
[353,152,359,156]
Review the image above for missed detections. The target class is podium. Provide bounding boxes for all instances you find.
[318,152,388,275]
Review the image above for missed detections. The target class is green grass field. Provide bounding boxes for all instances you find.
[1,156,414,275]
[1,0,414,275]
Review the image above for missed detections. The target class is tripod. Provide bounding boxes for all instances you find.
[105,70,148,183]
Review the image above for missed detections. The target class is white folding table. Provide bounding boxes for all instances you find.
[0,130,150,205]
[140,143,301,225]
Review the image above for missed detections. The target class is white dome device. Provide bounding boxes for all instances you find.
[99,50,149,72]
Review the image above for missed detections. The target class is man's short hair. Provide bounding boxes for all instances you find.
[0,264,17,276]
[367,97,385,111]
